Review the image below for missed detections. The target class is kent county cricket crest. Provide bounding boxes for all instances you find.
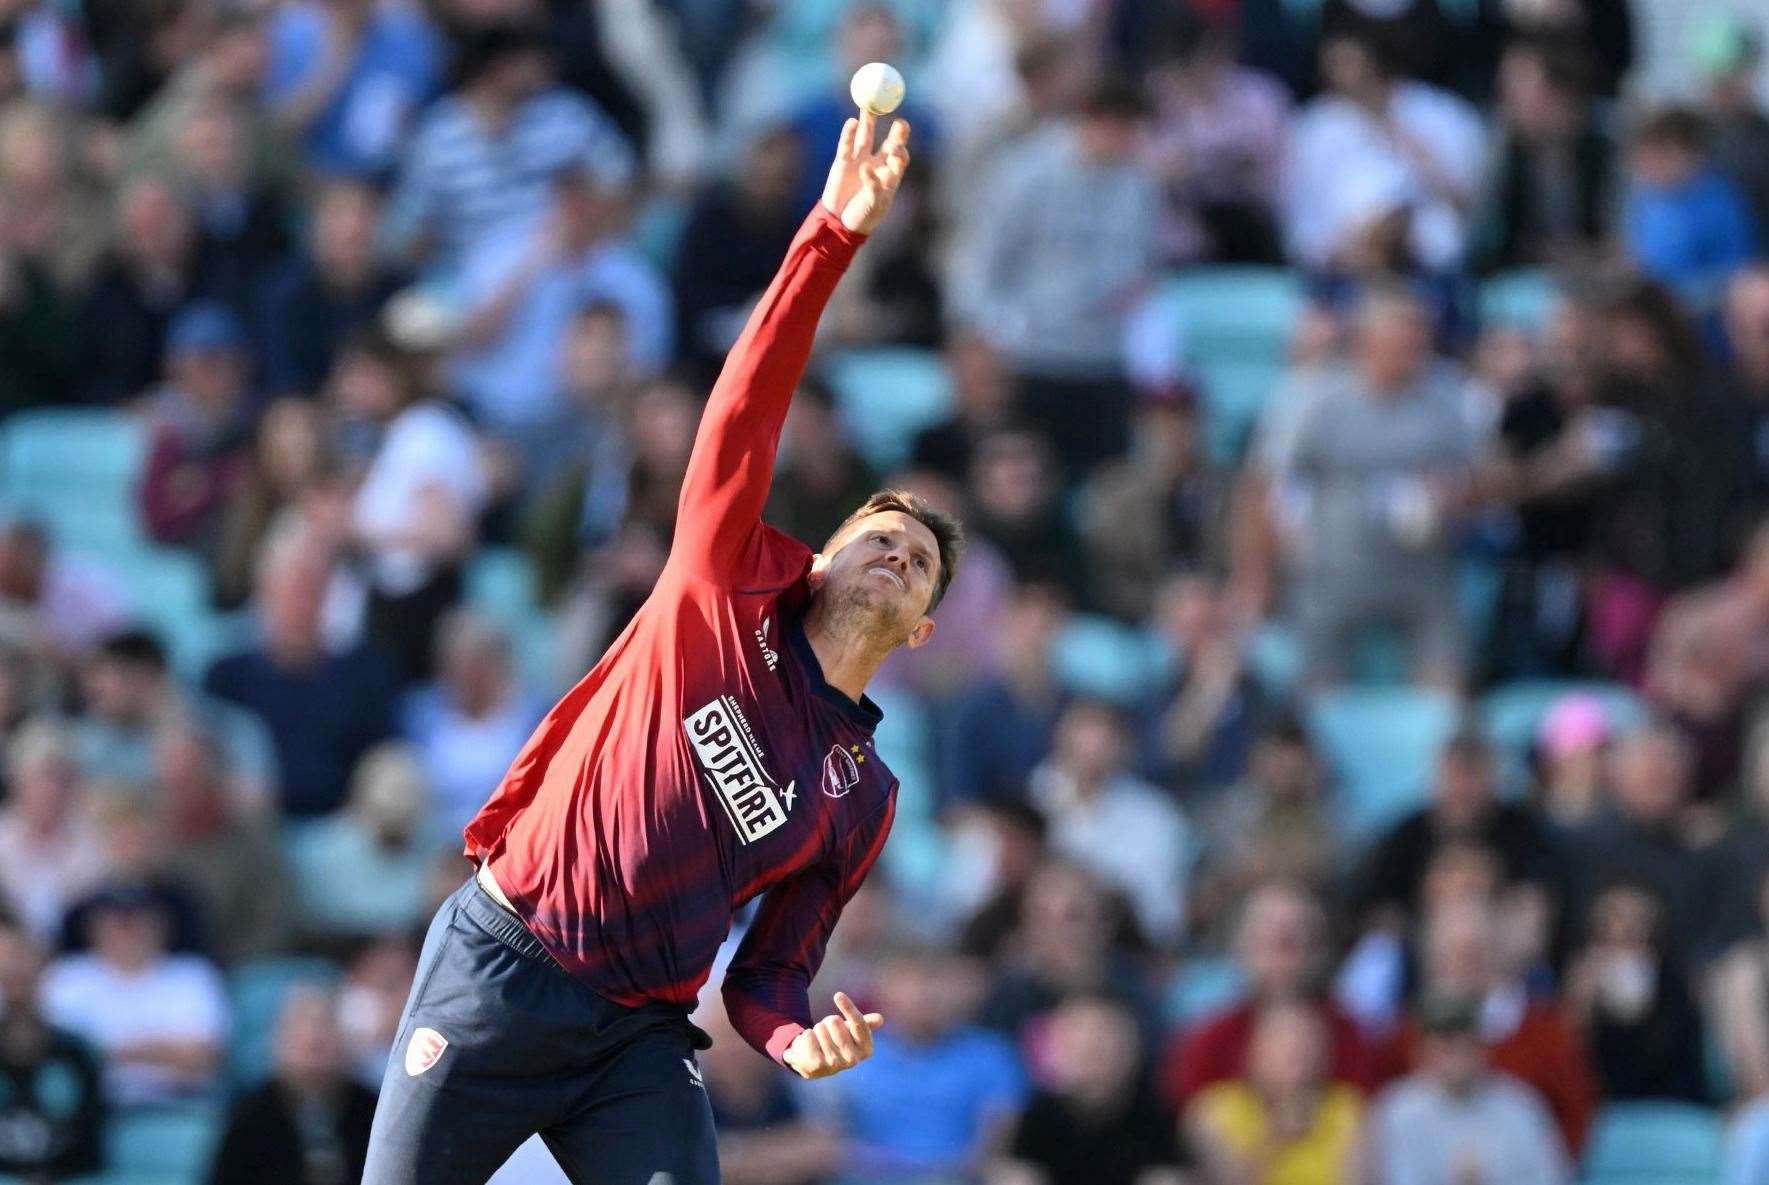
[684,695,791,843]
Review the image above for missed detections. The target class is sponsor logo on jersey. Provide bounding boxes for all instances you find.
[754,615,779,672]
[685,696,789,843]
[822,744,861,798]
[405,1027,448,1077]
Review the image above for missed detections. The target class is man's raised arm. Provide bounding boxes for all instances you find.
[670,114,910,580]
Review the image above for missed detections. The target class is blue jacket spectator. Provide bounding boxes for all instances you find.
[1625,107,1758,309]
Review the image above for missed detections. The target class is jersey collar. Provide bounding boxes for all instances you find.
[783,612,884,733]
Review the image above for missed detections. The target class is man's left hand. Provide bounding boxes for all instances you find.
[782,991,884,1079]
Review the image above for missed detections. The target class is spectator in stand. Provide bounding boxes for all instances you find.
[1564,722,1720,962]
[400,610,543,840]
[1498,0,1634,100]
[207,987,377,1185]
[764,379,880,550]
[696,1002,842,1185]
[254,181,405,399]
[1721,269,1769,531]
[138,301,258,562]
[1562,880,1706,1103]
[1271,286,1483,691]
[673,124,803,369]
[204,523,398,818]
[952,78,1161,481]
[1143,9,1291,265]
[449,163,671,442]
[1027,699,1193,949]
[1079,389,1228,623]
[1472,39,1614,272]
[336,934,417,1087]
[820,939,1027,1183]
[167,97,290,299]
[997,994,1191,1185]
[214,396,335,611]
[940,579,1066,811]
[1644,518,1769,799]
[1391,899,1597,1156]
[71,628,275,807]
[263,0,444,180]
[1281,30,1486,277]
[41,885,227,1108]
[1623,106,1757,312]
[0,518,129,664]
[1164,881,1379,1107]
[0,913,103,1180]
[81,175,228,405]
[153,720,292,963]
[1364,988,1570,1185]
[386,22,634,278]
[1528,694,1613,828]
[0,719,107,941]
[1139,572,1264,795]
[1692,11,1769,247]
[911,331,1017,484]
[1187,1000,1362,1185]
[968,431,1086,601]
[1355,730,1557,924]
[285,743,443,941]
[332,330,489,685]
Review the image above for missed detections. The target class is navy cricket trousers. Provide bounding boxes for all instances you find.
[361,878,721,1185]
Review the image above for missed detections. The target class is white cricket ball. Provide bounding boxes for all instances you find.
[849,61,905,115]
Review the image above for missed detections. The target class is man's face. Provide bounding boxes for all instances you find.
[1610,732,1690,825]
[1236,889,1321,995]
[1629,141,1700,190]
[1435,752,1493,827]
[1356,302,1432,393]
[1724,272,1769,372]
[811,510,940,650]
[1425,1031,1485,1091]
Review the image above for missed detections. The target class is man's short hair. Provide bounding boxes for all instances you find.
[98,628,168,672]
[1630,106,1709,153]
[1079,77,1152,121]
[824,488,964,613]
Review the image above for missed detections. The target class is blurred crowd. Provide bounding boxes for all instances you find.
[3,0,1769,1182]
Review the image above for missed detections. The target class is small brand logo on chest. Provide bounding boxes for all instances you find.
[754,615,779,672]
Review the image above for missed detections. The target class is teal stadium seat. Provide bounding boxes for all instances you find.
[1155,267,1303,462]
[1051,614,1166,706]
[1165,956,1246,1027]
[1306,688,1459,836]
[103,1107,223,1183]
[465,547,560,694]
[0,409,149,553]
[1480,680,1646,762]
[1581,1102,1722,1185]
[226,956,339,1086]
[825,348,953,472]
[867,684,942,896]
[1480,268,1558,330]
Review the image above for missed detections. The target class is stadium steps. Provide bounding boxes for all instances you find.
[1305,687,1460,837]
[1581,1102,1722,1185]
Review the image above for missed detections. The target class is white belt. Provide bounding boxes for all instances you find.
[476,861,518,914]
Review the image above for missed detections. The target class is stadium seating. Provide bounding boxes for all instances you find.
[1050,613,1167,706]
[0,408,150,554]
[1479,680,1647,766]
[1479,267,1559,330]
[111,549,220,679]
[825,347,953,471]
[868,683,942,890]
[464,547,562,694]
[225,955,340,1087]
[1306,687,1460,836]
[1580,1102,1723,1185]
[101,1107,224,1184]
[1164,955,1246,1027]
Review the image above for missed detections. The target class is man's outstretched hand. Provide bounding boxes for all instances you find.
[820,111,911,236]
[782,991,885,1080]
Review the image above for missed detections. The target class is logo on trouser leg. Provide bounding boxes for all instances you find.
[405,1027,449,1076]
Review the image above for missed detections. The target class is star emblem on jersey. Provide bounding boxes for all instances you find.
[404,1027,448,1077]
[822,744,861,798]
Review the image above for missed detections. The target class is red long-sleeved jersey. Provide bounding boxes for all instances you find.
[464,205,897,1064]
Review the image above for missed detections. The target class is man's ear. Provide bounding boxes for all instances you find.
[904,616,936,650]
[808,553,830,590]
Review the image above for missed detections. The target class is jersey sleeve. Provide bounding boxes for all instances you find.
[721,792,895,1063]
[670,205,865,583]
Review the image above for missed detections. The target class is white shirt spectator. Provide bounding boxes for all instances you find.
[400,682,544,838]
[450,230,672,430]
[42,952,228,1107]
[1367,1072,1570,1185]
[1029,763,1192,946]
[1283,82,1488,271]
[0,814,107,941]
[352,402,490,597]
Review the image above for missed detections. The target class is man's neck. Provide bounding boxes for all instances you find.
[802,602,890,703]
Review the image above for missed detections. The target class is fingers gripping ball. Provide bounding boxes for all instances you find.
[850,62,905,115]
